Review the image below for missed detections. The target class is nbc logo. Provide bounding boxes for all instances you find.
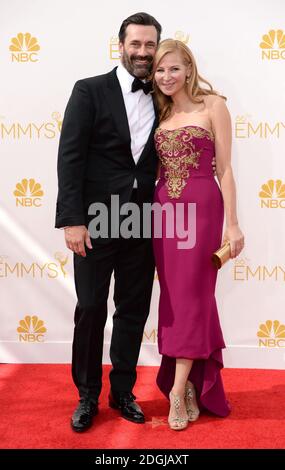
[174,31,190,44]
[17,315,47,342]
[9,32,40,62]
[259,29,285,60]
[257,320,285,347]
[259,179,285,208]
[13,179,44,207]
[110,37,120,60]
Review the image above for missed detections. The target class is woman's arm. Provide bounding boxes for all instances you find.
[211,96,244,258]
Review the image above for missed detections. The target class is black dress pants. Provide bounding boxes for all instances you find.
[71,192,155,401]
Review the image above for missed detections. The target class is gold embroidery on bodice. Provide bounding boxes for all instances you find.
[160,152,200,199]
[155,126,213,199]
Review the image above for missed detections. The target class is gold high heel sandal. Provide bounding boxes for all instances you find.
[185,381,200,422]
[168,391,188,431]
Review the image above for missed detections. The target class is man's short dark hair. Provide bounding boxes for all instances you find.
[118,12,162,44]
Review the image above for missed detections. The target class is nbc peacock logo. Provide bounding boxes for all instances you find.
[9,32,40,62]
[259,179,285,209]
[257,320,285,347]
[17,315,47,342]
[13,179,44,207]
[259,29,285,60]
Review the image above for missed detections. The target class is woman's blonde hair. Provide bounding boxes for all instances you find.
[152,39,226,122]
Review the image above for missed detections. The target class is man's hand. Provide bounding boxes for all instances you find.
[211,157,216,175]
[64,225,92,257]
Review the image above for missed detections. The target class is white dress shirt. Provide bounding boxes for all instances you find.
[116,63,155,188]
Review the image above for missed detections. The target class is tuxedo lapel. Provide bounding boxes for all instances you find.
[104,68,158,166]
[104,68,131,147]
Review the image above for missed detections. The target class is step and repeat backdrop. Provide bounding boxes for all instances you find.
[1,0,284,367]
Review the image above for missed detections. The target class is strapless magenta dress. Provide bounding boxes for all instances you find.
[153,125,230,417]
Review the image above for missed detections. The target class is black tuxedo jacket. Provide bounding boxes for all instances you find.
[55,67,159,228]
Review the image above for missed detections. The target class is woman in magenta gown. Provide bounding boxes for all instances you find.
[152,39,244,430]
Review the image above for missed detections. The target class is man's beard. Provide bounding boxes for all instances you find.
[121,50,153,79]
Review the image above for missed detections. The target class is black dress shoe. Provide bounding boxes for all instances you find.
[109,391,145,424]
[71,398,98,432]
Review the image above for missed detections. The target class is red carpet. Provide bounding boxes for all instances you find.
[0,364,284,449]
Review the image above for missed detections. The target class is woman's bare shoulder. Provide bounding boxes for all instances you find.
[203,94,226,110]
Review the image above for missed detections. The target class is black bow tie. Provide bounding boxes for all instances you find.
[131,77,153,95]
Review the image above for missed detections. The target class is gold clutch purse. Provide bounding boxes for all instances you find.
[212,242,231,269]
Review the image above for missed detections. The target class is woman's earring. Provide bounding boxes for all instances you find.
[186,76,190,84]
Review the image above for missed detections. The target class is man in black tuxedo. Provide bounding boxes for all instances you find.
[55,12,161,431]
